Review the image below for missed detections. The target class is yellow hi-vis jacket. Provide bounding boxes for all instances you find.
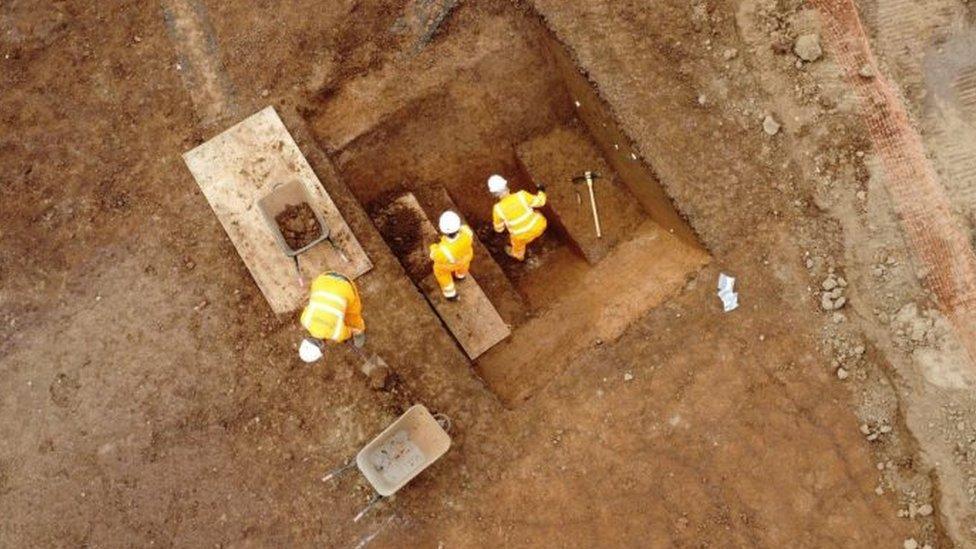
[430,225,474,267]
[300,273,360,342]
[492,190,547,237]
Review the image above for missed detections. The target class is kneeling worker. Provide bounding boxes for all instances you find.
[430,210,474,301]
[489,174,547,261]
[298,271,365,363]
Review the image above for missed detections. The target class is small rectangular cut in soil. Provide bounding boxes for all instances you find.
[182,106,371,313]
[516,124,647,264]
[371,192,510,359]
[275,202,322,251]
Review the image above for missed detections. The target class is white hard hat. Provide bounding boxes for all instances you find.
[438,211,461,234]
[487,174,508,194]
[299,338,323,363]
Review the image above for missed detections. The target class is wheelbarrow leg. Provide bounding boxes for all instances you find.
[293,256,305,287]
[354,493,384,523]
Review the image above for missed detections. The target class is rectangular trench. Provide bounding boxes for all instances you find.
[303,2,710,406]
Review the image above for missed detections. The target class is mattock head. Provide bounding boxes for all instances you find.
[571,170,602,184]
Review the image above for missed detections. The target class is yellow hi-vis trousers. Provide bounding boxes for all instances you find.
[509,216,547,260]
[430,225,474,298]
[433,257,471,298]
[493,190,548,261]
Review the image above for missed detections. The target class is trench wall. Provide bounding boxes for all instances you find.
[540,28,703,250]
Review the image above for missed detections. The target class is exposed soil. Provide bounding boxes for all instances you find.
[515,122,647,264]
[369,194,429,281]
[1,0,973,547]
[274,202,322,251]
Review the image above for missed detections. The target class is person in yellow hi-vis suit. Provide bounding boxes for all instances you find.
[489,174,547,261]
[298,271,365,362]
[430,210,474,301]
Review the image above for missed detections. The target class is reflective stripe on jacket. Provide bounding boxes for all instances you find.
[430,225,474,266]
[493,190,546,236]
[300,273,354,342]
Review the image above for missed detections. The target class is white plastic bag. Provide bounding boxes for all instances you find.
[717,273,739,312]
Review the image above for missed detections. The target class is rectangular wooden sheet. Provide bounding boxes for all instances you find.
[182,106,371,314]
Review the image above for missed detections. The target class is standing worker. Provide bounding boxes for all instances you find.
[298,271,365,363]
[489,174,547,261]
[430,210,474,301]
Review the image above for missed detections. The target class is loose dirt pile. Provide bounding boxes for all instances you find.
[274,202,321,250]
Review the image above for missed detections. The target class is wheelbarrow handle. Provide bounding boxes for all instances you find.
[353,493,384,523]
[321,458,357,482]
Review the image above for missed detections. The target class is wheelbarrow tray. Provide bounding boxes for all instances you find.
[257,180,330,257]
[356,404,451,496]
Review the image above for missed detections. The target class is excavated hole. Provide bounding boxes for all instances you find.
[306,3,709,405]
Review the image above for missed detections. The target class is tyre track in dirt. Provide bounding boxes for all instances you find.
[160,0,239,128]
[811,0,976,367]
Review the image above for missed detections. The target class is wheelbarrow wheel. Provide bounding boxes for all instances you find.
[433,413,452,434]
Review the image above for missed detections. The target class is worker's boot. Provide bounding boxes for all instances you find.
[353,331,366,348]
[504,245,523,261]
[445,293,459,302]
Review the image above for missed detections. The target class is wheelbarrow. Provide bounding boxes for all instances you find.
[257,180,349,285]
[322,404,452,522]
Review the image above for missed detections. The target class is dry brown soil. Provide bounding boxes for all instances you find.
[1,0,967,547]
[275,202,322,251]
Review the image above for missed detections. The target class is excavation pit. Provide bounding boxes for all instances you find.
[306,3,709,405]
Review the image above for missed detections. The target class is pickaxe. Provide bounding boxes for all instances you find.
[572,171,602,238]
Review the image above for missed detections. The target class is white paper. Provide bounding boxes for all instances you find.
[719,289,739,312]
[717,273,739,312]
[717,273,736,294]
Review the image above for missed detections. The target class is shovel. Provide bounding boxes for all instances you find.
[571,171,603,238]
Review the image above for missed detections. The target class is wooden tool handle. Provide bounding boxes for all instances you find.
[587,179,602,238]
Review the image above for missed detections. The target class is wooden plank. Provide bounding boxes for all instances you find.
[516,125,646,264]
[409,184,528,326]
[182,106,372,314]
[372,193,510,359]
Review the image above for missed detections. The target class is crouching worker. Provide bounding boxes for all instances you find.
[298,271,365,363]
[430,210,474,301]
[488,174,547,261]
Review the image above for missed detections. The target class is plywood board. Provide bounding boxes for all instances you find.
[516,125,647,264]
[182,106,371,314]
[372,193,510,359]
